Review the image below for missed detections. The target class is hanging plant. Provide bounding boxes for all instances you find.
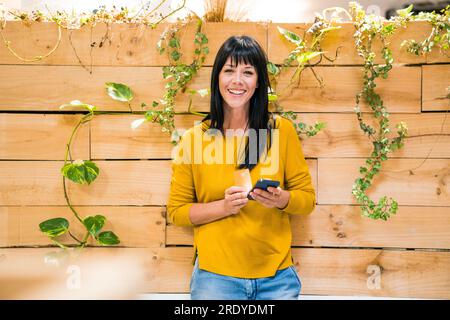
[38,83,135,248]
[267,13,342,139]
[131,15,209,144]
[0,1,186,63]
[349,2,413,220]
[401,5,450,56]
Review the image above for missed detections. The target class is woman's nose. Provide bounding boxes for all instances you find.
[232,72,242,84]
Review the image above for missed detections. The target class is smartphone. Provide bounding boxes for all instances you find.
[247,179,280,200]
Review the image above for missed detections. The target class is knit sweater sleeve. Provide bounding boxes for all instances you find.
[166,129,196,227]
[281,118,316,215]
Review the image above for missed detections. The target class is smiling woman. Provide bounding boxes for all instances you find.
[167,35,316,300]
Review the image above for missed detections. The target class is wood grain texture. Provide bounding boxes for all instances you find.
[422,64,450,111]
[267,21,431,65]
[273,66,421,113]
[0,247,450,299]
[0,160,171,205]
[318,158,450,206]
[0,114,89,160]
[0,21,267,67]
[0,206,165,248]
[3,247,447,298]
[0,65,422,112]
[91,114,202,159]
[145,247,450,298]
[299,112,450,158]
[167,205,450,250]
[88,112,450,159]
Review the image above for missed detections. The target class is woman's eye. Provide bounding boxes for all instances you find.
[224,69,233,73]
[244,71,254,75]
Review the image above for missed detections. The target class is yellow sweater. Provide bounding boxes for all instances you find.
[167,114,316,278]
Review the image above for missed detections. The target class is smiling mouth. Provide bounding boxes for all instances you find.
[227,89,247,96]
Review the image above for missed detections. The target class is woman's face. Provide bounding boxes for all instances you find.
[219,57,258,112]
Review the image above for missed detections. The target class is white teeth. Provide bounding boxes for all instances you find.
[228,89,246,95]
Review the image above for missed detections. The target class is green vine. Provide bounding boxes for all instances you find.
[133,15,209,144]
[38,83,135,248]
[349,2,414,220]
[402,5,450,56]
[6,4,447,226]
[0,1,186,63]
[266,13,342,138]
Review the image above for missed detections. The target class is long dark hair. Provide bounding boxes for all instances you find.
[202,35,276,171]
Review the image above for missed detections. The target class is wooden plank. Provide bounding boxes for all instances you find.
[0,65,161,111]
[0,206,165,248]
[0,114,89,160]
[91,114,202,159]
[91,112,450,160]
[268,21,430,65]
[274,66,421,113]
[0,21,267,67]
[0,158,314,206]
[299,113,450,158]
[318,158,450,206]
[0,21,167,66]
[179,21,268,66]
[1,247,449,298]
[422,64,450,111]
[0,64,209,112]
[175,65,422,113]
[167,205,450,250]
[295,247,450,298]
[0,160,171,205]
[146,247,450,298]
[0,65,420,113]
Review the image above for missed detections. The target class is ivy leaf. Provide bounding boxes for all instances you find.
[277,26,302,45]
[105,82,133,102]
[168,38,180,48]
[297,51,323,64]
[39,218,69,238]
[59,100,96,112]
[61,160,99,185]
[83,215,106,238]
[267,61,280,75]
[97,231,120,246]
[171,51,181,61]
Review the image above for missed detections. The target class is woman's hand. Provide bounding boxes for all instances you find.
[249,186,290,209]
[223,186,249,216]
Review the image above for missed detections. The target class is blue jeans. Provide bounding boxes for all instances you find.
[190,258,301,300]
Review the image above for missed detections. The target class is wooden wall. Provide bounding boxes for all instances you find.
[0,20,449,299]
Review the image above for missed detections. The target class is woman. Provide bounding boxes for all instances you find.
[167,35,316,300]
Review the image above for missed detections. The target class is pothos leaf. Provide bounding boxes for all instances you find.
[277,26,302,45]
[61,160,99,185]
[39,218,69,238]
[59,100,96,112]
[83,215,106,237]
[97,231,120,245]
[105,82,133,102]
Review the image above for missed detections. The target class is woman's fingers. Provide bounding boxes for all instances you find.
[250,192,271,206]
[232,198,248,206]
[252,188,274,201]
[225,186,247,195]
